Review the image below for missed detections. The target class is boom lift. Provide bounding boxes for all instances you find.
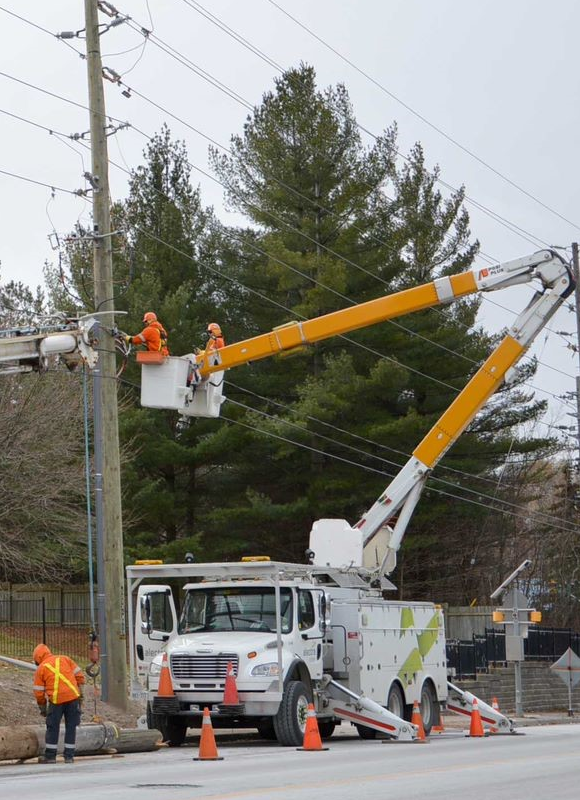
[130,249,572,744]
[138,248,572,575]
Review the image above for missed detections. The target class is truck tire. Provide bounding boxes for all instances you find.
[317,720,336,740]
[420,681,437,737]
[387,682,405,719]
[256,720,277,740]
[272,679,311,746]
[147,704,188,747]
[355,723,377,740]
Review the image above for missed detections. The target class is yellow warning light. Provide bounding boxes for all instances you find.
[134,559,164,565]
[493,611,505,623]
[241,556,271,562]
[530,611,542,623]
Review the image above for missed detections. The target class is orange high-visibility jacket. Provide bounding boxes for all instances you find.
[206,335,225,352]
[131,321,169,355]
[33,644,85,706]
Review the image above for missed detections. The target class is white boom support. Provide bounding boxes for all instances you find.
[322,677,417,740]
[447,681,515,733]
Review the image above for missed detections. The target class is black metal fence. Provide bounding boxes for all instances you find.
[447,626,580,679]
[0,598,91,661]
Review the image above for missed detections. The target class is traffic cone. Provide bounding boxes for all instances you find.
[467,697,485,737]
[411,700,427,741]
[193,707,223,761]
[218,661,245,715]
[157,652,174,697]
[431,711,445,733]
[489,697,500,734]
[297,704,329,751]
[152,652,180,714]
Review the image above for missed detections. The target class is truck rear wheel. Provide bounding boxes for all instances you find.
[317,720,336,740]
[420,681,437,737]
[147,704,188,747]
[273,680,311,746]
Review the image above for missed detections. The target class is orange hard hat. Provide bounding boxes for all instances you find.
[207,322,222,336]
[143,311,157,324]
[33,643,51,665]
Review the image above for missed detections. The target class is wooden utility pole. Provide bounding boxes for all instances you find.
[84,0,127,709]
[572,242,580,475]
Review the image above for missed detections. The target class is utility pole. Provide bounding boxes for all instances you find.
[84,0,127,709]
[572,242,580,476]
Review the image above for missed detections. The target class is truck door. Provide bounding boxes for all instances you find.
[135,585,178,683]
[295,589,324,680]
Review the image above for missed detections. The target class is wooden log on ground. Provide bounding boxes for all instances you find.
[110,729,162,753]
[0,727,39,761]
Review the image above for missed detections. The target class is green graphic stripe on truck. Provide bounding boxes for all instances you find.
[399,607,415,637]
[417,612,440,657]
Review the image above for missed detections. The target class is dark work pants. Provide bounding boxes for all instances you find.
[45,699,81,760]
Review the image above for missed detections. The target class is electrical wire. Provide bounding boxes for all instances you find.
[0,166,84,196]
[226,395,573,530]
[222,404,578,535]
[178,0,552,253]
[1,96,574,417]
[265,0,580,234]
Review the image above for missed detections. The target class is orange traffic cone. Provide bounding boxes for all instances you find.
[431,712,445,734]
[467,697,485,737]
[297,704,329,751]
[193,707,223,761]
[411,700,427,741]
[152,652,180,715]
[218,661,245,714]
[489,697,500,734]
[158,652,174,697]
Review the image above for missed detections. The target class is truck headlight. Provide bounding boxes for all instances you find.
[251,662,280,677]
[149,660,162,677]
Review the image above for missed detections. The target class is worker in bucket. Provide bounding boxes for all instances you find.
[32,643,85,764]
[125,311,169,356]
[204,322,225,355]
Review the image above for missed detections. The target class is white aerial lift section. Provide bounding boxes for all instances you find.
[0,315,99,375]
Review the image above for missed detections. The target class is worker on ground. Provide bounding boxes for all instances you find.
[32,643,85,764]
[126,311,169,356]
[205,322,225,355]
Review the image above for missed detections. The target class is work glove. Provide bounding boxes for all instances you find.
[124,334,132,345]
[78,689,84,706]
[38,704,47,718]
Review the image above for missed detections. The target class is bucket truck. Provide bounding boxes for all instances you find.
[128,249,571,745]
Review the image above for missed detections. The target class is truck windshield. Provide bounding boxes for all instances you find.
[178,587,293,634]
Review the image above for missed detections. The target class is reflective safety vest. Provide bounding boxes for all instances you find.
[33,655,85,705]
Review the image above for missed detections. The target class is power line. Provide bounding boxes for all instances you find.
[0,166,85,196]
[178,0,552,254]
[3,97,573,418]
[224,401,578,535]
[265,0,580,234]
[226,379,569,487]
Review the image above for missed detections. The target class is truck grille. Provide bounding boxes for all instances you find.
[170,653,239,681]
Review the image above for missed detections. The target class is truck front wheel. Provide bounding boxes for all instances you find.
[273,680,311,746]
[147,704,188,747]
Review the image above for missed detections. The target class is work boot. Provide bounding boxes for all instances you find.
[64,748,75,764]
[64,756,74,764]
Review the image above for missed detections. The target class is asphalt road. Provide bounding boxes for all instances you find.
[2,724,579,800]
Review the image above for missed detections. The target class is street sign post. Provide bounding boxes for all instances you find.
[550,647,580,717]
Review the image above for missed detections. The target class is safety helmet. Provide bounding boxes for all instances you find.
[207,322,222,336]
[143,311,157,324]
[33,643,51,665]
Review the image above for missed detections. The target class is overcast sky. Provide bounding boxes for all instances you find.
[1,1,580,446]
